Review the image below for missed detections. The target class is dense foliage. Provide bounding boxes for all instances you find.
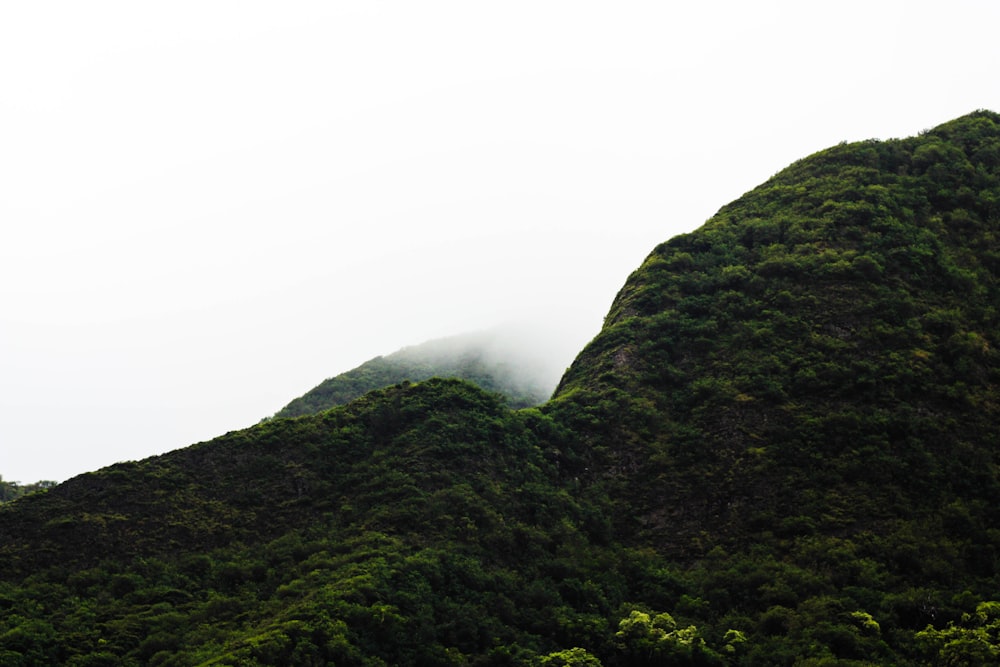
[275,330,559,418]
[2,381,725,665]
[2,111,1000,665]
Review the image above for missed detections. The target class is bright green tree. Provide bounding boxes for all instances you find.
[916,601,1000,666]
[538,646,604,666]
[613,609,722,666]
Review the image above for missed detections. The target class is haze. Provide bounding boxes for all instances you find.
[3,2,1000,483]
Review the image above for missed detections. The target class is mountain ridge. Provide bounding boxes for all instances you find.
[2,110,1000,664]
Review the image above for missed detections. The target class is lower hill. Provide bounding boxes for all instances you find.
[1,380,640,665]
[2,111,1000,665]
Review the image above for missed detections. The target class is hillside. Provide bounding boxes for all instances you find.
[275,327,567,418]
[555,110,1000,555]
[2,111,1000,665]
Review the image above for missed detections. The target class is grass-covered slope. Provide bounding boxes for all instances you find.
[2,111,1000,665]
[275,328,564,418]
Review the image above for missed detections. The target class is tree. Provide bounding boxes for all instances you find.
[538,647,604,666]
[916,601,1000,665]
[613,609,722,666]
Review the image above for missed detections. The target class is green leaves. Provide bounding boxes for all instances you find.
[916,600,1000,666]
[613,608,724,666]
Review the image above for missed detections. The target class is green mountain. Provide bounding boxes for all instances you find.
[2,111,1000,665]
[274,327,567,418]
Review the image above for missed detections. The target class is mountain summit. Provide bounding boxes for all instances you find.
[2,111,999,665]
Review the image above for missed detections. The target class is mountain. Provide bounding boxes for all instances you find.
[554,109,1000,556]
[274,326,569,418]
[2,111,1000,665]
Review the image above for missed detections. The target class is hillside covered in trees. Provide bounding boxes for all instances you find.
[1,111,999,665]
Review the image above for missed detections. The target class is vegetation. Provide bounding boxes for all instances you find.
[0,477,57,504]
[2,111,1000,664]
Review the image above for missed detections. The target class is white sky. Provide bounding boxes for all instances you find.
[3,1,999,483]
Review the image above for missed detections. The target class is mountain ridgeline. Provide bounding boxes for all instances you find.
[2,111,1000,665]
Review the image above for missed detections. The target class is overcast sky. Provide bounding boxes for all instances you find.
[3,1,1000,483]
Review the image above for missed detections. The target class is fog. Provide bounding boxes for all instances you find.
[4,2,1000,483]
[386,321,593,404]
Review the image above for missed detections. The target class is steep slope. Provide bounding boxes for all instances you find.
[555,109,1000,547]
[547,109,1000,659]
[2,111,1000,665]
[275,327,565,418]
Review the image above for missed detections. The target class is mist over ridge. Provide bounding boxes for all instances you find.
[274,320,593,418]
